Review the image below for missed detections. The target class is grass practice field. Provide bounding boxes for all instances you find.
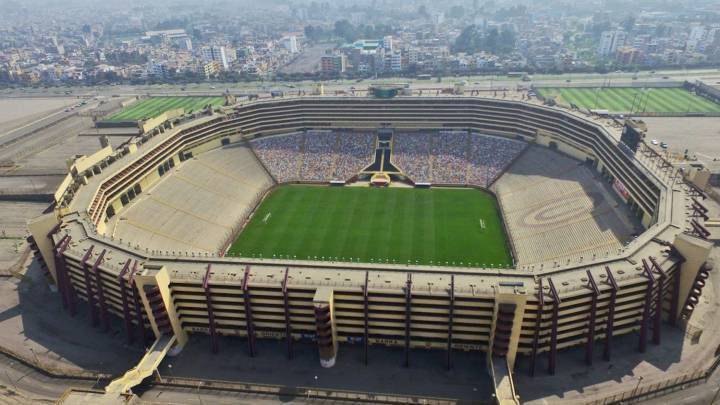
[536,87,720,114]
[107,97,225,121]
[228,185,513,267]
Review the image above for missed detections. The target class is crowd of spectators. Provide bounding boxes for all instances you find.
[251,131,375,183]
[252,130,525,186]
[392,131,526,186]
[334,132,375,180]
[250,132,302,183]
[393,132,432,183]
[467,135,527,187]
[432,131,469,184]
[301,131,337,181]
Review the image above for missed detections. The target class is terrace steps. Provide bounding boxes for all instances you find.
[495,146,634,266]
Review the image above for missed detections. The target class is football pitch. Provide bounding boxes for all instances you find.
[536,87,720,114]
[107,96,225,121]
[228,185,513,267]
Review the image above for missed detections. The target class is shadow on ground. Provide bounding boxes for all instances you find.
[0,259,144,375]
[514,324,686,402]
[156,334,494,403]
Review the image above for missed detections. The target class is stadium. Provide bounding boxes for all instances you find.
[27,93,714,402]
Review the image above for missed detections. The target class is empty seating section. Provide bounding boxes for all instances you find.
[110,145,272,253]
[393,131,526,186]
[87,117,226,224]
[250,132,303,183]
[494,147,636,266]
[251,131,375,183]
[392,132,432,183]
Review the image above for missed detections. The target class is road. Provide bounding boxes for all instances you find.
[0,351,96,403]
[0,350,291,404]
[2,68,720,99]
[642,372,720,404]
[0,109,78,148]
[278,43,334,74]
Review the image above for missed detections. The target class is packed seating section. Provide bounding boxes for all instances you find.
[252,130,526,186]
[393,131,527,186]
[251,131,375,183]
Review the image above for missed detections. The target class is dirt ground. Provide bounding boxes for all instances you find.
[0,98,77,134]
[278,43,335,74]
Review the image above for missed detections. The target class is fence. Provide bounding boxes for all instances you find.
[0,339,110,381]
[629,111,720,118]
[155,375,463,405]
[0,335,468,404]
[532,81,686,89]
[586,351,720,404]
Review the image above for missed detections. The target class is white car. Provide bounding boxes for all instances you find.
[651,139,659,145]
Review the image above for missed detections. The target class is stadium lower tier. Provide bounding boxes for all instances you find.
[47,220,694,375]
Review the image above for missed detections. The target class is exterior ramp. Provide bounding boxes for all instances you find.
[490,356,520,405]
[105,335,176,394]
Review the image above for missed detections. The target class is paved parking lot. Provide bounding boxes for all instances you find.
[642,117,720,161]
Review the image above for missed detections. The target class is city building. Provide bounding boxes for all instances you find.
[382,35,393,52]
[201,61,219,78]
[598,30,627,57]
[390,52,403,71]
[201,46,229,71]
[616,46,642,65]
[282,36,299,54]
[320,54,346,74]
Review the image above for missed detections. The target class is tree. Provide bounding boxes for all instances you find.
[448,5,465,19]
[452,25,516,55]
[622,15,636,33]
[588,20,612,39]
[418,5,429,18]
[304,25,330,42]
[485,27,499,53]
[655,23,669,37]
[334,20,356,42]
[498,28,516,54]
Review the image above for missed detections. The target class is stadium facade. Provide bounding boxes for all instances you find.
[28,96,714,400]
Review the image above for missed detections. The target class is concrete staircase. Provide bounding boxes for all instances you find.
[105,334,176,394]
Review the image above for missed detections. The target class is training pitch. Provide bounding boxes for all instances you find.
[536,87,720,114]
[107,97,225,121]
[228,185,513,267]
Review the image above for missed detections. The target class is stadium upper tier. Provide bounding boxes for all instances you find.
[29,95,712,385]
[61,97,662,228]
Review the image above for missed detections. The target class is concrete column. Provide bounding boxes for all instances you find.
[488,285,528,371]
[313,287,337,368]
[672,233,713,322]
[27,214,61,284]
[134,264,188,351]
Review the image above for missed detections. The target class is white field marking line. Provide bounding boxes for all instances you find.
[262,212,272,224]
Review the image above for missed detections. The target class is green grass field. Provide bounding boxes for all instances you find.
[536,87,720,114]
[107,97,225,121]
[228,185,513,267]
